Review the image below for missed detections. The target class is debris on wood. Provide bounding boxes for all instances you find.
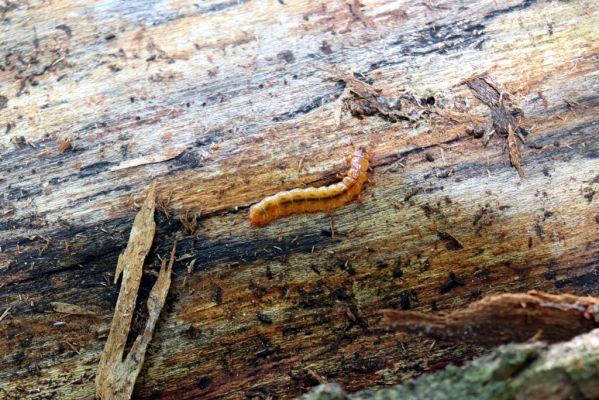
[299,328,599,400]
[50,302,99,316]
[57,137,73,154]
[312,64,420,125]
[110,147,186,171]
[95,186,177,400]
[179,210,199,235]
[0,307,11,323]
[464,73,526,177]
[347,0,377,30]
[507,125,525,177]
[383,291,599,346]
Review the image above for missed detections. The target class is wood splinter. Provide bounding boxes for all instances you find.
[95,186,177,400]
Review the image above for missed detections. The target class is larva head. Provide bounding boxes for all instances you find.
[354,147,371,162]
[249,203,269,226]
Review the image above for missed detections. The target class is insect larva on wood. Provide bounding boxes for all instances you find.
[249,148,372,226]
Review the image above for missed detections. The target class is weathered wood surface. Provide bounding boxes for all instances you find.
[1,0,598,399]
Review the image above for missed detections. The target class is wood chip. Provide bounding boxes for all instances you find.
[0,307,11,322]
[50,302,99,316]
[58,137,72,154]
[110,147,186,171]
[508,124,525,178]
[96,186,177,400]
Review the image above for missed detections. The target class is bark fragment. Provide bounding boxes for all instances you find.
[383,291,599,346]
[95,186,176,400]
[312,64,420,125]
[464,73,526,177]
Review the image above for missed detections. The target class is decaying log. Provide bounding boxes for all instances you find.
[1,0,598,399]
[299,328,599,400]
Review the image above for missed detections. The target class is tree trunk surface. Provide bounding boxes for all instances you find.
[1,0,598,399]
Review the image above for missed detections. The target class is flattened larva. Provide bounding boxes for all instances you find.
[249,148,371,226]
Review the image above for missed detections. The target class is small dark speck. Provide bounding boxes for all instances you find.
[214,286,223,305]
[183,325,201,339]
[266,265,274,280]
[256,312,273,324]
[13,351,26,364]
[319,40,332,55]
[56,24,72,37]
[553,141,560,147]
[439,272,464,294]
[425,153,435,162]
[277,50,295,63]
[542,166,551,177]
[197,376,212,389]
[320,229,333,237]
[130,97,135,103]
[135,116,141,121]
[278,0,285,4]
[544,270,556,280]
[392,267,403,279]
[534,223,544,239]
[431,300,438,312]
[105,33,116,41]
[420,96,435,106]
[0,95,8,111]
[594,215,599,224]
[399,291,410,310]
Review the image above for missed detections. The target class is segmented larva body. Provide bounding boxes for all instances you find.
[249,148,371,226]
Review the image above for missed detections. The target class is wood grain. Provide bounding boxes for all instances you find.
[1,0,598,399]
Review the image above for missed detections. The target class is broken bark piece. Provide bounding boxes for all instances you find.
[382,291,599,346]
[507,125,525,178]
[464,73,525,177]
[95,186,176,400]
[298,328,599,400]
[312,64,420,125]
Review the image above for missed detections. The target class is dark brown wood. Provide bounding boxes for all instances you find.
[1,0,598,399]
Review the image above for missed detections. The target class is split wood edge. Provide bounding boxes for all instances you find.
[95,186,177,400]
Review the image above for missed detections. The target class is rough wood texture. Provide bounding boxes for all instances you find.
[1,0,598,399]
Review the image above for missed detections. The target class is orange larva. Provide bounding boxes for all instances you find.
[249,148,371,226]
